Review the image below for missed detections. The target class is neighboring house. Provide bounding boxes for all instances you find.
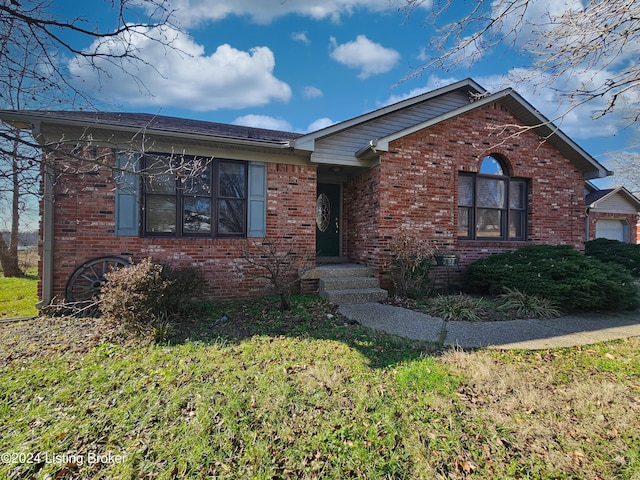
[585,181,640,243]
[0,79,611,305]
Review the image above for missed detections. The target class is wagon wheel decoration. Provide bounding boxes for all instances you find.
[65,256,130,303]
[316,193,331,232]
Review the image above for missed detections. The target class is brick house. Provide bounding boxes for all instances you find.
[585,181,640,243]
[0,79,611,305]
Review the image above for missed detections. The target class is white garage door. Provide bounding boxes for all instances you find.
[595,219,628,242]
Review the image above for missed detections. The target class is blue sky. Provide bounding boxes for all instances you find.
[57,0,637,181]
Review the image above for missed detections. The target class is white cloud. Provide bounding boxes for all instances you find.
[329,35,400,79]
[383,75,461,105]
[233,114,293,131]
[164,0,431,26]
[302,86,323,98]
[232,115,334,133]
[291,32,310,44]
[68,25,291,111]
[306,117,335,132]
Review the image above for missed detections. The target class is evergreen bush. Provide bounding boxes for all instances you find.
[465,245,638,312]
[585,238,640,277]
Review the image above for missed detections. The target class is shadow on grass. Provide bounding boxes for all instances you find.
[168,295,444,369]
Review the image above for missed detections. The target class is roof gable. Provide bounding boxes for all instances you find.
[586,186,640,211]
[293,78,485,152]
[355,88,610,179]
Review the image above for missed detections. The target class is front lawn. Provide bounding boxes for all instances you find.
[0,268,38,319]
[1,296,639,479]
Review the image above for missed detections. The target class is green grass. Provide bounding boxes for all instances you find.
[1,296,639,479]
[0,267,38,318]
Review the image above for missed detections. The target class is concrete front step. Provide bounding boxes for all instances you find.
[320,276,380,291]
[308,263,376,280]
[312,263,388,304]
[321,287,389,305]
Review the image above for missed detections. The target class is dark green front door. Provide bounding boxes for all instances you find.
[316,183,340,257]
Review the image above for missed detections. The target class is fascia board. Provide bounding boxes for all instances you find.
[499,90,612,179]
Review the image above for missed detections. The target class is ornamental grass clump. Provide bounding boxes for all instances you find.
[496,287,561,319]
[429,294,487,321]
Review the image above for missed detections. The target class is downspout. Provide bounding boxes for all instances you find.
[34,122,54,308]
[585,207,590,242]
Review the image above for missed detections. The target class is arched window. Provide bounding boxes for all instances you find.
[458,155,527,240]
[479,155,505,175]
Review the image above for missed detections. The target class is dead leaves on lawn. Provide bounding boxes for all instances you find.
[0,316,133,366]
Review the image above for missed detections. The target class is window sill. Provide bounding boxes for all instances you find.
[458,239,529,248]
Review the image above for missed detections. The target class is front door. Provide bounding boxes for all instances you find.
[316,183,341,257]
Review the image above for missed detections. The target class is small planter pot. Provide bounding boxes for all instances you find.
[435,255,459,267]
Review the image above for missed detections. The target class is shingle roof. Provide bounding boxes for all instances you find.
[586,189,615,205]
[0,110,302,144]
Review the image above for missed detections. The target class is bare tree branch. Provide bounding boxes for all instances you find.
[0,0,178,276]
[399,0,640,125]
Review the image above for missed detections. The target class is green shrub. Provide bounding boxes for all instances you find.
[465,245,638,312]
[496,287,561,319]
[585,238,640,277]
[99,258,207,337]
[388,229,435,298]
[428,294,487,321]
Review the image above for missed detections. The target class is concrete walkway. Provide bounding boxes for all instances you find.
[337,303,640,350]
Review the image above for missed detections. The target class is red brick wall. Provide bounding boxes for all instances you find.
[344,101,587,288]
[44,150,317,301]
[344,165,381,265]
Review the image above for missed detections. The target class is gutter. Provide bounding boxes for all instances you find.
[585,208,590,241]
[355,139,379,158]
[33,121,54,308]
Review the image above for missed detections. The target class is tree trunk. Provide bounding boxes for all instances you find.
[0,135,25,277]
[0,234,23,277]
[279,292,291,311]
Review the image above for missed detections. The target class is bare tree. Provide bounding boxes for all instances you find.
[606,152,640,194]
[0,126,40,276]
[0,0,176,109]
[400,0,639,125]
[238,239,313,311]
[0,0,176,276]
